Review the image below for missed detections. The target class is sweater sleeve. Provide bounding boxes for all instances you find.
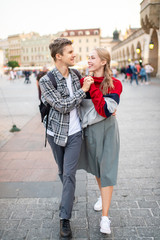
[80,78,84,87]
[89,79,122,118]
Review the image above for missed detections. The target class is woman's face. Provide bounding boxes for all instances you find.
[88,50,105,73]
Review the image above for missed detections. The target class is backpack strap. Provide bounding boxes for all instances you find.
[47,71,57,88]
[71,68,82,80]
[44,71,57,147]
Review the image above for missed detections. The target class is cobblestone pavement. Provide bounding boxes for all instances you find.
[0,74,39,148]
[0,76,160,239]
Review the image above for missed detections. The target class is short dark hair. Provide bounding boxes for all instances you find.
[49,38,72,61]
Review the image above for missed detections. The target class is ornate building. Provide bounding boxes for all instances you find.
[140,0,160,76]
[8,32,35,65]
[21,33,55,67]
[60,28,101,62]
[112,0,160,77]
[0,38,8,67]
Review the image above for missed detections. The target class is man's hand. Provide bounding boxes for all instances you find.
[82,76,94,92]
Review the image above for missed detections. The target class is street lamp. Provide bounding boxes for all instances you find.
[136,46,141,54]
[149,40,154,50]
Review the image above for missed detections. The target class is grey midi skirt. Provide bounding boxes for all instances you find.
[78,116,120,187]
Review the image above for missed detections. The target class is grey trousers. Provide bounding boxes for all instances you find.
[47,131,82,219]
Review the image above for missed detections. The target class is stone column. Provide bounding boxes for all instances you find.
[157,29,160,77]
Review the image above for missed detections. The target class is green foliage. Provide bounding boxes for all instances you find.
[7,61,19,69]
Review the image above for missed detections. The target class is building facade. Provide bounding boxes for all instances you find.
[60,28,101,62]
[140,0,160,76]
[112,0,160,77]
[0,38,8,66]
[100,31,120,54]
[0,49,4,74]
[21,34,55,67]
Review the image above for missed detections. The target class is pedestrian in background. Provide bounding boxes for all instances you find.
[120,66,126,82]
[126,64,133,81]
[23,70,31,84]
[39,38,93,239]
[130,63,139,85]
[145,63,154,82]
[111,66,117,77]
[139,65,148,85]
[78,48,122,235]
[10,70,15,80]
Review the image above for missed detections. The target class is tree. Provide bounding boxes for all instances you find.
[7,61,19,69]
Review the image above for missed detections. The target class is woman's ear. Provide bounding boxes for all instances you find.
[101,60,107,66]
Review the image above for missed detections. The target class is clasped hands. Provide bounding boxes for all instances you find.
[82,76,94,92]
[81,76,117,117]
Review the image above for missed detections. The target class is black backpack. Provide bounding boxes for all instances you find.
[39,69,81,146]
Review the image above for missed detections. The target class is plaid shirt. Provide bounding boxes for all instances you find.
[39,67,86,146]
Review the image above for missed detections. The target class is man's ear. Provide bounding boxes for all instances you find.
[56,53,62,61]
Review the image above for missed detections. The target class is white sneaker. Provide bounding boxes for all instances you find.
[100,216,111,234]
[94,196,102,211]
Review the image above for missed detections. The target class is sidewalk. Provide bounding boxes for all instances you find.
[0,77,160,239]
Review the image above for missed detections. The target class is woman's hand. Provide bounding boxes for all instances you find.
[112,109,117,116]
[82,76,94,92]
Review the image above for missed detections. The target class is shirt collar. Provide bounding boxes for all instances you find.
[52,67,65,80]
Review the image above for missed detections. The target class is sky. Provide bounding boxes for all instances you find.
[0,0,142,39]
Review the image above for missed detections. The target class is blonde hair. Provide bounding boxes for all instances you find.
[94,48,114,94]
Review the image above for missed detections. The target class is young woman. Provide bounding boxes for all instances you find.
[78,48,122,235]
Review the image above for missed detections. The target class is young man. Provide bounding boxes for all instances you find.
[39,38,93,239]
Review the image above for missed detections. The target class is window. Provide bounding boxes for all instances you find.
[86,39,88,43]
[70,31,75,36]
[79,47,81,52]
[78,31,83,36]
[85,31,90,35]
[79,39,81,43]
[94,39,97,42]
[86,47,89,52]
[63,32,68,36]
[94,30,99,35]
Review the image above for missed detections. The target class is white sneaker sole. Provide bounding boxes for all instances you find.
[100,228,111,234]
[94,206,102,211]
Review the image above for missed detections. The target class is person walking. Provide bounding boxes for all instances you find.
[130,63,139,85]
[78,48,122,235]
[139,65,148,85]
[145,63,154,82]
[39,38,93,239]
[24,70,31,84]
[126,64,133,81]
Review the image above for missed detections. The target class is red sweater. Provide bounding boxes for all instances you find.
[80,77,122,118]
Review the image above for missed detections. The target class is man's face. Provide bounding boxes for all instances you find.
[59,45,76,67]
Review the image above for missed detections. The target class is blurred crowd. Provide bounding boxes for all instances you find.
[111,62,154,85]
